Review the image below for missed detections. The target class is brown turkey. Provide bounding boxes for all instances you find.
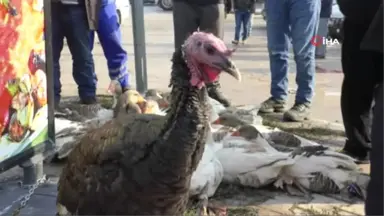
[56,32,241,216]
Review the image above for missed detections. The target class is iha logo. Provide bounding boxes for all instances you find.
[310,35,340,47]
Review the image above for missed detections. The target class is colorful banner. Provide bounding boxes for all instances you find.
[0,0,48,165]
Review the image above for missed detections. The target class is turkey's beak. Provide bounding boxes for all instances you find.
[214,57,241,81]
[155,92,163,99]
[136,96,147,113]
[224,60,241,81]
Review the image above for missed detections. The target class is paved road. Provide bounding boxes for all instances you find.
[60,6,345,123]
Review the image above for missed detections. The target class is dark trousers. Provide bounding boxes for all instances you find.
[234,10,252,41]
[365,82,383,215]
[172,2,225,50]
[52,3,96,102]
[340,19,383,157]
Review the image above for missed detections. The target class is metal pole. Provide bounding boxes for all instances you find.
[19,154,44,186]
[130,0,148,94]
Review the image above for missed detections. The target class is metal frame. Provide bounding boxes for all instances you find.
[0,0,56,179]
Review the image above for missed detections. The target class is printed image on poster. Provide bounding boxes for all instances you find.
[0,0,48,164]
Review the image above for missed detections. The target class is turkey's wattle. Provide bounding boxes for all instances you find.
[56,31,241,216]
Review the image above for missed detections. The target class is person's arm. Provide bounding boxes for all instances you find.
[250,0,256,13]
[360,4,383,53]
[225,0,232,14]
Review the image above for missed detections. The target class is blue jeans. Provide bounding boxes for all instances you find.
[234,10,252,41]
[52,3,96,102]
[265,0,320,104]
[90,0,129,89]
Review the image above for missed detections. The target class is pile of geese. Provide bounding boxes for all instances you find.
[52,86,369,203]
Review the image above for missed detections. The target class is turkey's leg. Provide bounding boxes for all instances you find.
[197,197,227,216]
[197,196,209,216]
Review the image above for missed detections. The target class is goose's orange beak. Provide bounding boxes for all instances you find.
[136,95,147,113]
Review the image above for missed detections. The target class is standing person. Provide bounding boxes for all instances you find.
[231,0,256,45]
[172,0,232,107]
[258,0,320,122]
[337,0,382,163]
[89,0,130,91]
[359,5,382,215]
[51,0,101,106]
[315,0,333,59]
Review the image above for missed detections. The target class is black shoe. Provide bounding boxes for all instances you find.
[283,103,310,122]
[338,149,370,164]
[207,81,231,107]
[259,97,286,113]
[80,97,97,105]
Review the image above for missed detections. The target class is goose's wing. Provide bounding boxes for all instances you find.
[55,118,91,159]
[216,149,294,187]
[282,153,360,193]
[208,97,226,115]
[190,146,224,197]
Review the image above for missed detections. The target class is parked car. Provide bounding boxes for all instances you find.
[116,0,130,24]
[156,0,173,11]
[261,1,344,41]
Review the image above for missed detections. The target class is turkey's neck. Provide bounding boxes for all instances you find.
[152,79,210,177]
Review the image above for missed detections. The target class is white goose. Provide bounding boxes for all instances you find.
[274,145,366,197]
[189,100,224,214]
[215,125,295,188]
[220,124,367,197]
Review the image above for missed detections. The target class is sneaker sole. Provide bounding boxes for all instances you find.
[258,107,286,114]
[283,115,310,122]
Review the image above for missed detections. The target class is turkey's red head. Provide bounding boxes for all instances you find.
[182,32,241,89]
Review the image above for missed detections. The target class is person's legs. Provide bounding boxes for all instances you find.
[200,3,231,107]
[340,19,379,161]
[365,82,383,216]
[233,11,243,44]
[199,3,225,39]
[259,0,289,113]
[241,11,252,42]
[283,0,320,122]
[172,1,199,50]
[96,0,130,89]
[315,17,329,58]
[51,2,65,107]
[63,5,97,104]
[246,13,253,39]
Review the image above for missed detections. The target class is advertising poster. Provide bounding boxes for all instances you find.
[0,0,48,167]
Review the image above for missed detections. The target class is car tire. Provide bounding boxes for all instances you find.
[117,9,122,25]
[158,0,172,11]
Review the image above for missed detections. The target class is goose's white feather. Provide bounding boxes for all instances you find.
[188,100,224,199]
[216,148,294,188]
[276,150,361,192]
